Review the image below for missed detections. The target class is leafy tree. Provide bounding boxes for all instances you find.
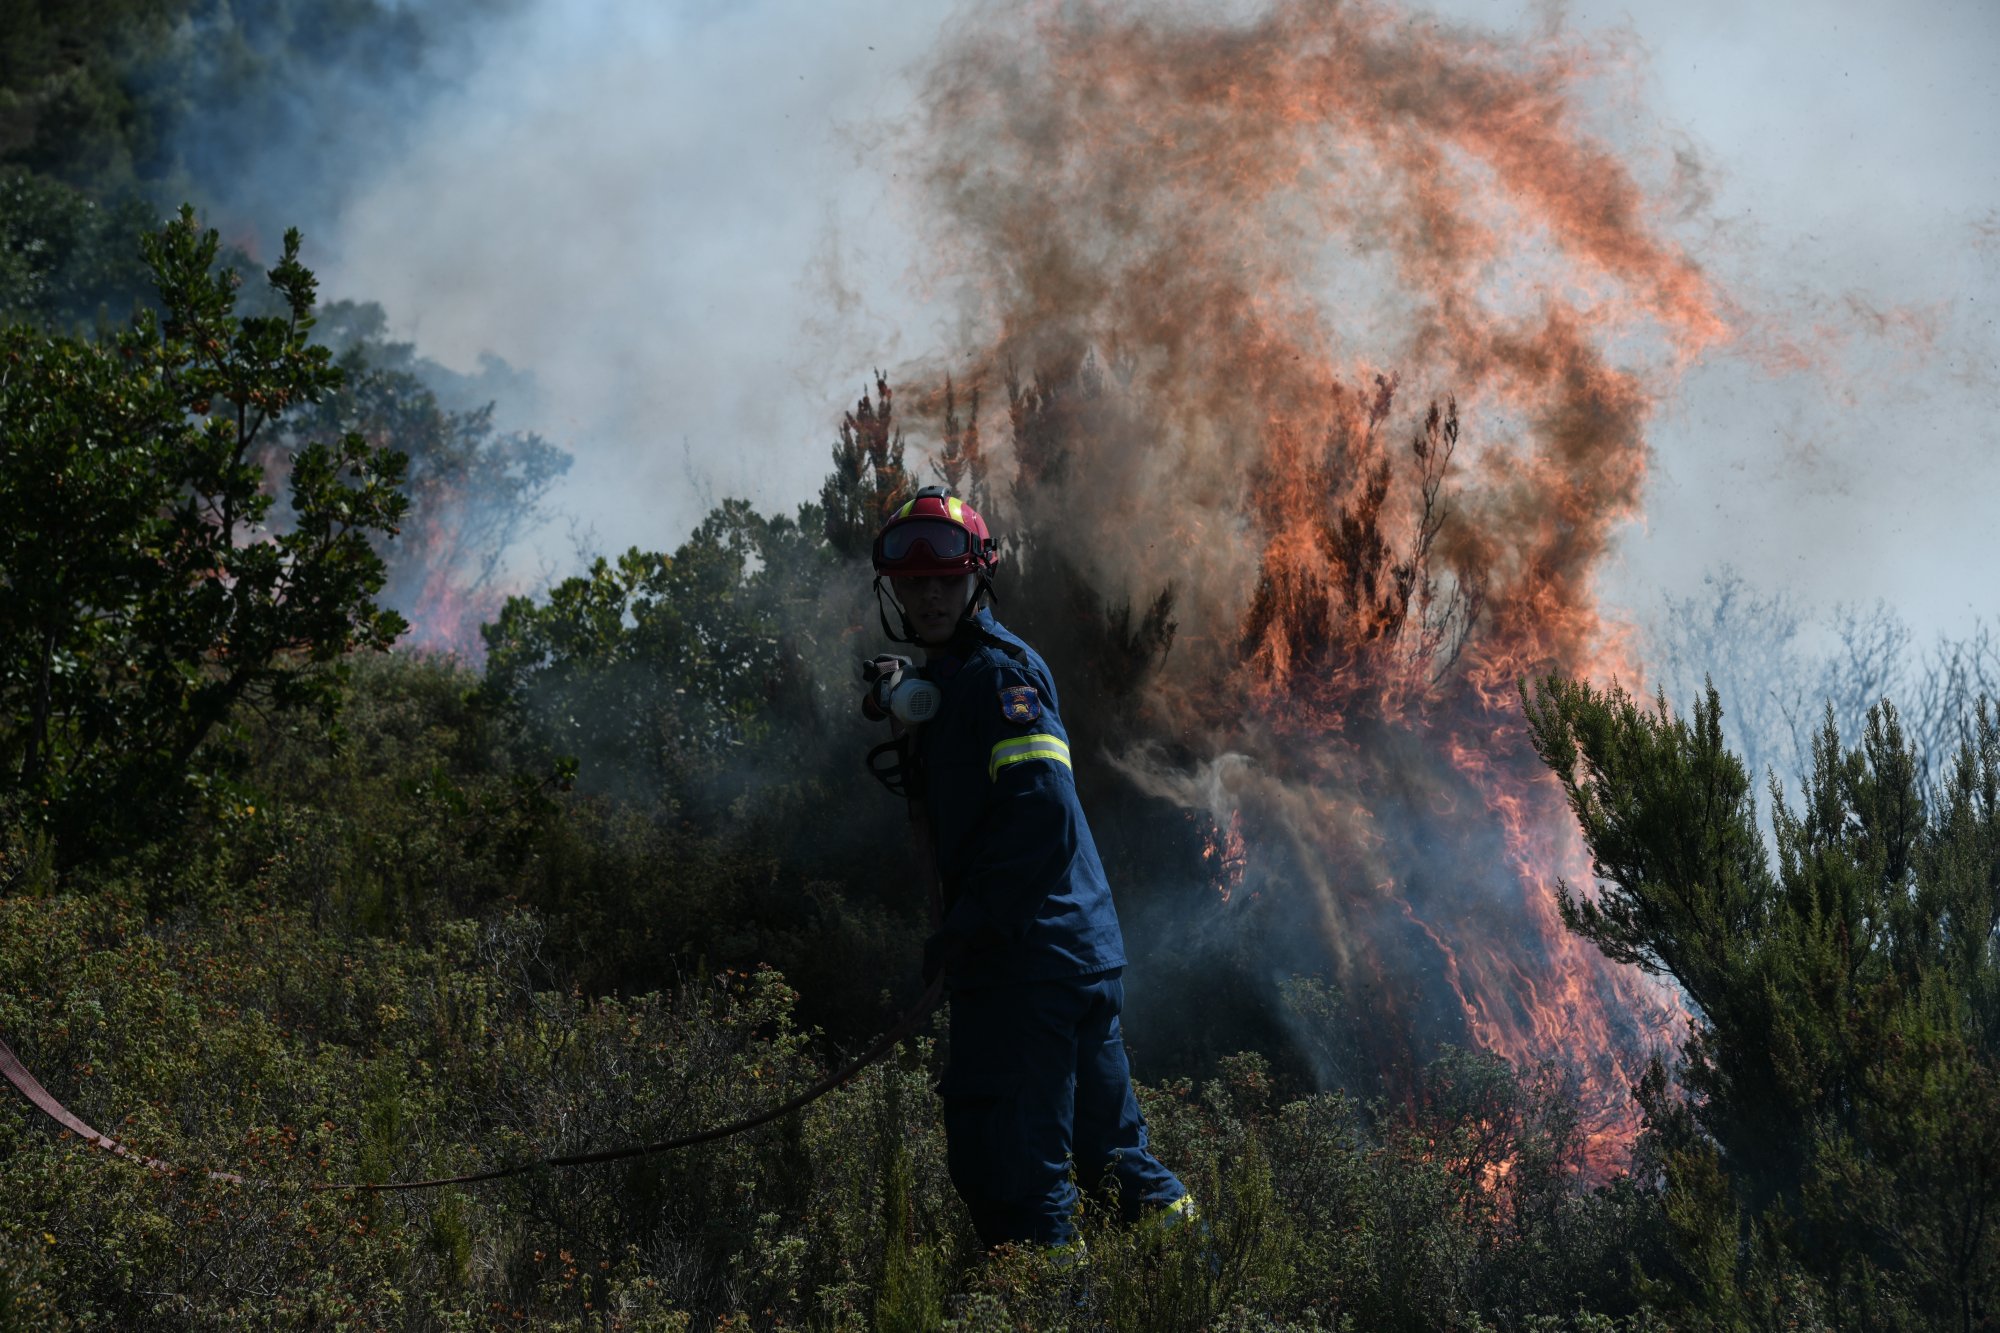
[0,167,160,329]
[482,499,838,806]
[0,206,408,860]
[0,0,189,188]
[1526,677,2000,1329]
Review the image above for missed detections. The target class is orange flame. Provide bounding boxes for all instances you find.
[1199,810,1250,904]
[906,0,1712,1175]
[384,464,516,663]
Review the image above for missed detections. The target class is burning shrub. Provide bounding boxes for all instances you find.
[272,317,572,661]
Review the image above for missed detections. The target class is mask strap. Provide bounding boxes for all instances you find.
[866,735,916,797]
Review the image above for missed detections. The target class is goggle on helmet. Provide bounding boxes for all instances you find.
[871,488,997,577]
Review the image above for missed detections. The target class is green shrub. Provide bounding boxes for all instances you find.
[1,882,1686,1330]
[1528,680,2000,1328]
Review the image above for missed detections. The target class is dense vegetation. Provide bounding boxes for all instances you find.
[3,213,1997,1333]
[4,6,1999,1329]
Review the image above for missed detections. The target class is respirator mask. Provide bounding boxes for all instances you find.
[861,655,938,798]
[861,655,941,726]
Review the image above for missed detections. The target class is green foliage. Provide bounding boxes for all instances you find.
[482,499,847,803]
[938,1045,1664,1333]
[214,652,920,1034]
[0,0,185,187]
[1527,677,2000,1328]
[0,647,1677,1329]
[13,641,1894,1331]
[0,167,158,329]
[0,1228,72,1333]
[1,0,522,222]
[0,207,407,860]
[0,892,948,1330]
[0,881,1670,1330]
[2,20,1982,1309]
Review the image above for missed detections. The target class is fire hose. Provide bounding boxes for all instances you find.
[0,976,943,1194]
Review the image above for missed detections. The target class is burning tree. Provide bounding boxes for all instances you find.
[272,336,571,660]
[1237,389,1482,709]
[821,372,912,560]
[880,0,1744,1172]
[964,352,1675,1174]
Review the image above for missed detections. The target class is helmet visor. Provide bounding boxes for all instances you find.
[879,518,971,563]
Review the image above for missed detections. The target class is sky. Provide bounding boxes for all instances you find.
[314,0,2000,648]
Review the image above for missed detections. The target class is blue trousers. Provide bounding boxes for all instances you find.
[940,971,1187,1248]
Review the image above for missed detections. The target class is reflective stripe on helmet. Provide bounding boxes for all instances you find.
[988,733,1071,781]
[946,496,964,523]
[897,499,917,519]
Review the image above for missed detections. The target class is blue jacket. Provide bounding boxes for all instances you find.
[919,610,1127,988]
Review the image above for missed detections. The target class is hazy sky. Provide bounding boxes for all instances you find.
[321,0,1999,644]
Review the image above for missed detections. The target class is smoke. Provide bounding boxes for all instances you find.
[321,0,957,577]
[149,0,523,259]
[262,0,2000,645]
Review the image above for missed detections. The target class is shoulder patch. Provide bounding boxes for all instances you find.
[997,685,1042,725]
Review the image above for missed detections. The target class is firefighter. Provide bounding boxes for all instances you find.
[863,486,1191,1252]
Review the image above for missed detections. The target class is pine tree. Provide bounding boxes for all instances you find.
[1525,678,2000,1330]
[933,373,987,510]
[821,372,910,560]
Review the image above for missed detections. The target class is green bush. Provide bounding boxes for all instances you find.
[0,207,406,865]
[3,872,1699,1330]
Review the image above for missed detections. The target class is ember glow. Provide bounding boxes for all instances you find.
[906,0,1720,1173]
[1200,809,1249,905]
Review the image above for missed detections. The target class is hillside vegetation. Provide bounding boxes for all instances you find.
[2,8,1998,1325]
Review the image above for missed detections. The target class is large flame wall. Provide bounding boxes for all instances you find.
[904,0,1722,1171]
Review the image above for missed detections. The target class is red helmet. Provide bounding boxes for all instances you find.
[871,487,997,577]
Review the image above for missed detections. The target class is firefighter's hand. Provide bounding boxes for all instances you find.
[860,655,912,722]
[922,929,968,987]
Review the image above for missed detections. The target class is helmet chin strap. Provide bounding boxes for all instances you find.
[873,576,919,646]
[965,573,997,623]
[874,574,996,649]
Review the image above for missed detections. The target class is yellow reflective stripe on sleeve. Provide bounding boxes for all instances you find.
[988,733,1071,781]
[946,496,964,523]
